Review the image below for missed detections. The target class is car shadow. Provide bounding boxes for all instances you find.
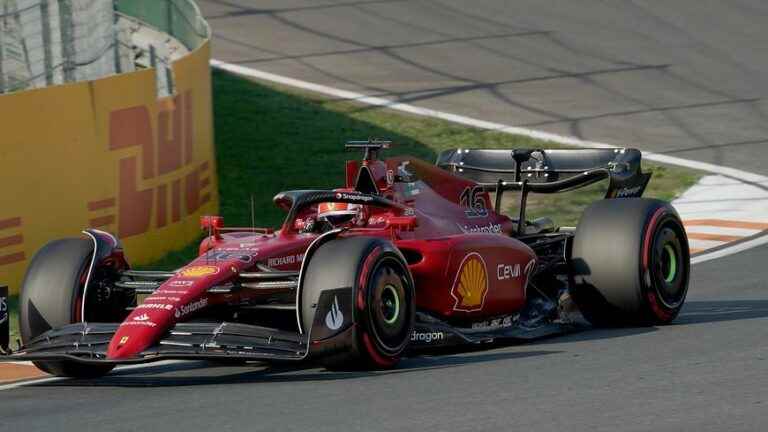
[674,299,768,325]
[27,299,768,388]
[30,348,561,388]
[531,299,768,346]
[528,325,657,345]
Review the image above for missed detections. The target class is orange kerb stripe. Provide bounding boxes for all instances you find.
[684,219,768,230]
[0,364,48,383]
[686,232,742,242]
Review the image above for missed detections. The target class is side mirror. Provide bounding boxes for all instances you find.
[200,215,224,239]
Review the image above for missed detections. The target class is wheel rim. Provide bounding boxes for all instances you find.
[380,284,400,325]
[651,224,687,309]
[367,257,411,354]
[661,244,678,283]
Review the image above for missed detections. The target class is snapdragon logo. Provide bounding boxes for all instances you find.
[336,192,374,202]
[411,331,445,343]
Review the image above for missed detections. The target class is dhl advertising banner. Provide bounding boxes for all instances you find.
[0,41,218,294]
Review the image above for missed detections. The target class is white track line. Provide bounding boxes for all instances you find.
[209,61,767,180]
[211,60,768,264]
[0,376,63,391]
[0,360,184,391]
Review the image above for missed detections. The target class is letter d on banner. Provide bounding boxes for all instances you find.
[0,285,7,352]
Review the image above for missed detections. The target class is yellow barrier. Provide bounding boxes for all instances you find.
[0,41,218,295]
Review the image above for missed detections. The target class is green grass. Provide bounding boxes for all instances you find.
[5,69,702,343]
[208,69,700,229]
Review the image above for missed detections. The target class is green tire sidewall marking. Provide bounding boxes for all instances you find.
[664,244,678,283]
[382,284,400,325]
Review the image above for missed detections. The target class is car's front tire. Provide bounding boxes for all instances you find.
[301,236,415,370]
[20,238,115,378]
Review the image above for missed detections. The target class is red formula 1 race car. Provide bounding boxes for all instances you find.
[4,141,690,377]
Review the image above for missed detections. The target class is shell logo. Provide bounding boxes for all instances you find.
[179,265,219,278]
[450,252,488,311]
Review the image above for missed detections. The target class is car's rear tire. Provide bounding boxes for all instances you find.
[571,198,690,326]
[301,237,415,370]
[20,238,115,378]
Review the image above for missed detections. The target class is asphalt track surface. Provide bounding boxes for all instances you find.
[3,2,768,431]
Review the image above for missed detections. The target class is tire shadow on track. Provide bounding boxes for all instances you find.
[23,349,561,388]
[675,300,768,325]
[532,299,768,346]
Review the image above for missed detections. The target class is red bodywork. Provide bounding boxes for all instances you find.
[107,157,536,359]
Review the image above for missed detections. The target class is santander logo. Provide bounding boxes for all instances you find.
[174,298,208,319]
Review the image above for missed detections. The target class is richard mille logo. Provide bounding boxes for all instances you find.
[325,296,344,330]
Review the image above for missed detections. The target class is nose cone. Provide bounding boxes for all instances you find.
[107,329,150,360]
[106,262,228,360]
[107,309,173,360]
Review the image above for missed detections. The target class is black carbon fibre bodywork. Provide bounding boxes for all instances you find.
[8,322,309,364]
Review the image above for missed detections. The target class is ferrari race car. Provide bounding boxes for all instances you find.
[4,140,690,377]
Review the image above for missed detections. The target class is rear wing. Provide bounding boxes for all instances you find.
[437,148,652,235]
[437,148,651,198]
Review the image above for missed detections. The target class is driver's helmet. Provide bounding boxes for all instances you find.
[317,202,361,227]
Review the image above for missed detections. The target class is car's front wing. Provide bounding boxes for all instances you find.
[1,322,309,365]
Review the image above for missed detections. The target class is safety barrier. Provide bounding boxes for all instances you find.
[0,0,217,294]
[115,0,208,51]
[0,0,134,93]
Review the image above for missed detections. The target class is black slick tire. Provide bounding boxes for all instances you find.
[571,198,690,326]
[301,237,415,370]
[20,238,115,378]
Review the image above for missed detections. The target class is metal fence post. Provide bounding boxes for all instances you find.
[149,43,157,69]
[16,6,32,89]
[40,0,54,86]
[58,0,75,82]
[166,65,174,95]
[111,0,121,74]
[166,0,173,37]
